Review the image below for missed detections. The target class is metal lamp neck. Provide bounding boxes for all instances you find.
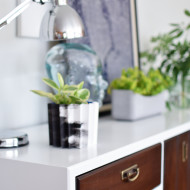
[53,0,67,6]
[33,0,67,6]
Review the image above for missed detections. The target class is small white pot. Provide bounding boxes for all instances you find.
[111,90,166,121]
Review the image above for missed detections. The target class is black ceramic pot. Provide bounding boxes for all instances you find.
[48,104,60,147]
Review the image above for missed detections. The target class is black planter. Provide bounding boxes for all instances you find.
[48,104,61,147]
[48,102,99,148]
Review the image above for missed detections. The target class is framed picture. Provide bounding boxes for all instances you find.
[69,0,139,111]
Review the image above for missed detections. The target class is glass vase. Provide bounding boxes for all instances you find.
[169,74,190,109]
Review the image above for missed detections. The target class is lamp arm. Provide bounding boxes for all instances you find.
[0,0,32,30]
[0,0,55,31]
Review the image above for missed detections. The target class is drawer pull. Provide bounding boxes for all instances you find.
[121,164,140,182]
[182,141,188,162]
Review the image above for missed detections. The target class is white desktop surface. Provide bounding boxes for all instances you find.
[0,110,190,190]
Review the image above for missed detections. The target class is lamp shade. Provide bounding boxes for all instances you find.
[40,5,85,41]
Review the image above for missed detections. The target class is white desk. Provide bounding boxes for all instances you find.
[1,110,190,190]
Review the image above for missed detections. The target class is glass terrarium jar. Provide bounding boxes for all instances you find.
[45,43,108,106]
[169,73,190,109]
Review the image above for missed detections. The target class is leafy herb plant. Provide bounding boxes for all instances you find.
[108,67,172,96]
[31,73,90,105]
[140,9,190,107]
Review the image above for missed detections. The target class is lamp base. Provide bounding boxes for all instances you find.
[0,131,29,148]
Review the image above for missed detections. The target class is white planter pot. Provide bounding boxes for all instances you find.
[48,102,99,148]
[111,90,166,121]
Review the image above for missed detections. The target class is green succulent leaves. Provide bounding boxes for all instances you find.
[108,67,173,96]
[31,73,90,105]
[184,9,190,17]
[57,73,64,89]
[43,78,59,91]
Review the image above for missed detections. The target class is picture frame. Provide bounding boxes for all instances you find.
[69,0,139,111]
[70,0,139,83]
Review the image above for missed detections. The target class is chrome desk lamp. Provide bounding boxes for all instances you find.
[0,0,85,148]
[0,0,85,40]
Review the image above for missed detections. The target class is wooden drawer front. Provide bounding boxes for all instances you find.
[77,144,161,190]
[164,131,190,190]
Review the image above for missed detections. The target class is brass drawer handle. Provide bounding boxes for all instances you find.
[121,164,140,182]
[182,141,188,162]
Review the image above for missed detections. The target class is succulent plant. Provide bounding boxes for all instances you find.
[31,73,90,105]
[108,67,173,96]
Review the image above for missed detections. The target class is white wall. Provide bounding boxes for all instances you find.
[136,0,190,52]
[1,0,189,129]
[0,1,50,129]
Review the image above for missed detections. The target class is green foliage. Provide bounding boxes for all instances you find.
[140,9,190,94]
[108,67,173,96]
[184,10,190,17]
[31,73,90,105]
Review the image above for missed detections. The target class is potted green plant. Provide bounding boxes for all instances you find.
[141,9,190,108]
[32,73,99,148]
[108,67,172,120]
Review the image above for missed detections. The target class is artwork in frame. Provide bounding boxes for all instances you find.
[69,0,139,107]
